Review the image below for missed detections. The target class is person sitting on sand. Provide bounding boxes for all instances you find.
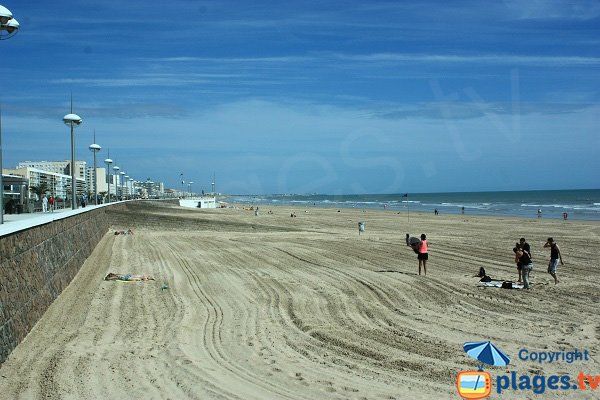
[104,273,154,281]
[476,267,492,282]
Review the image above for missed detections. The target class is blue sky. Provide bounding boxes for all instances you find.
[1,0,599,194]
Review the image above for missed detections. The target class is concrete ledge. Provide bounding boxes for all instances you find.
[0,201,129,238]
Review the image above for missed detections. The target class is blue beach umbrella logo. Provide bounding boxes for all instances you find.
[456,341,510,399]
[463,341,511,370]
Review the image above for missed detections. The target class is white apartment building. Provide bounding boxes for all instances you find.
[3,166,85,201]
[17,160,87,180]
[86,166,108,196]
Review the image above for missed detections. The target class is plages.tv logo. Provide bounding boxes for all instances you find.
[456,341,511,399]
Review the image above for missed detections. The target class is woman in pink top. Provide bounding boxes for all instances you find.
[418,234,428,275]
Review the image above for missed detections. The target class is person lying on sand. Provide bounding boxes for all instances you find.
[104,273,154,281]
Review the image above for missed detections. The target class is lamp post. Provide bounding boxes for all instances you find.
[120,171,125,200]
[188,181,193,198]
[104,150,112,203]
[63,99,83,210]
[180,173,185,198]
[89,130,101,205]
[0,5,19,40]
[0,4,19,224]
[112,166,120,200]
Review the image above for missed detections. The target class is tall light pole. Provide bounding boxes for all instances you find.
[188,181,193,198]
[0,5,20,224]
[112,165,120,200]
[89,130,101,205]
[104,150,112,203]
[212,172,215,195]
[63,97,83,210]
[180,172,184,198]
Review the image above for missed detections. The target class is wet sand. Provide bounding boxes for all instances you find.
[0,201,598,399]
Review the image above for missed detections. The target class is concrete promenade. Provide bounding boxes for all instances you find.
[0,202,125,238]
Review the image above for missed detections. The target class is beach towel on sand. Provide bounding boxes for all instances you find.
[478,280,525,290]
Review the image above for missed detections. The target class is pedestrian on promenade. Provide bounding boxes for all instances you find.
[48,195,54,212]
[42,195,48,212]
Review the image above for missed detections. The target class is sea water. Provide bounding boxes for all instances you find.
[226,189,600,220]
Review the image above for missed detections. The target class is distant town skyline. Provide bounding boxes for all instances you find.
[1,1,599,194]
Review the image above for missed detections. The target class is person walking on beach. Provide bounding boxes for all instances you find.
[418,234,428,275]
[544,238,564,284]
[513,242,523,283]
[520,238,531,259]
[42,194,48,212]
[515,243,533,289]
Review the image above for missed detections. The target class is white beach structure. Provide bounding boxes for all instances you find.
[179,196,216,209]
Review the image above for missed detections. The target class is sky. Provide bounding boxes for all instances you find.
[1,0,599,194]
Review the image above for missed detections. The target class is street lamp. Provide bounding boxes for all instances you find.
[0,5,19,40]
[112,165,120,199]
[180,172,185,198]
[89,130,101,205]
[0,4,19,224]
[63,100,83,210]
[104,150,112,203]
[188,181,194,198]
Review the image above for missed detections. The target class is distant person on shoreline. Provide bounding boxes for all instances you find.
[418,234,428,276]
[544,238,564,284]
[538,209,542,218]
[461,206,465,214]
[434,208,438,215]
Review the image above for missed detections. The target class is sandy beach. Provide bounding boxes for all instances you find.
[0,201,598,399]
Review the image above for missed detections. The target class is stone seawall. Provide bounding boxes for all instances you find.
[0,204,126,364]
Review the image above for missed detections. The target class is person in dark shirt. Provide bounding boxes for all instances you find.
[513,242,523,283]
[544,238,564,284]
[515,243,533,289]
[520,238,531,259]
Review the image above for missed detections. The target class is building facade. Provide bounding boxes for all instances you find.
[3,167,85,201]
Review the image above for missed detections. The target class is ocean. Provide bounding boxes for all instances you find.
[225,189,600,220]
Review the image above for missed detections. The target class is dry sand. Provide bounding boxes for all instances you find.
[0,201,599,399]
